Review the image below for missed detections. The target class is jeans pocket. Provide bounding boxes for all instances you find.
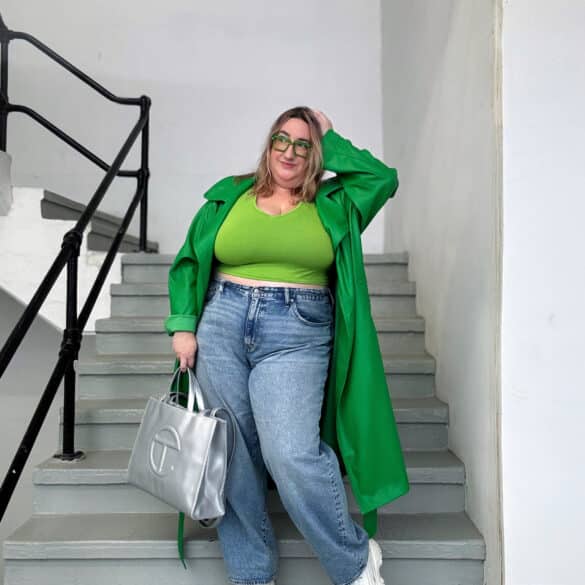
[204,281,221,305]
[290,296,333,327]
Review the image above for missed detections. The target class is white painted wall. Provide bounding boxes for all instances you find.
[381,2,502,584]
[0,289,64,582]
[501,2,585,584]
[1,0,388,254]
[0,188,121,332]
[0,152,12,214]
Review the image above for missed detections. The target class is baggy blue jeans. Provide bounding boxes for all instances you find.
[193,276,370,585]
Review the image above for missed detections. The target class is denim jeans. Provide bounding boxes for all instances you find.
[193,276,370,585]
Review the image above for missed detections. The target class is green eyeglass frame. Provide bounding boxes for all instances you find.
[270,133,313,159]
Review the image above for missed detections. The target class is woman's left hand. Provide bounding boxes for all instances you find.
[312,109,333,135]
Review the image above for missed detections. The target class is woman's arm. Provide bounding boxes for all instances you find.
[163,201,211,336]
[321,128,399,234]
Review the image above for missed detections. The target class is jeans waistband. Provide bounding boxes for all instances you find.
[210,276,334,305]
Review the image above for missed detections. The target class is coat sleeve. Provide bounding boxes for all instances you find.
[321,128,399,233]
[163,201,212,336]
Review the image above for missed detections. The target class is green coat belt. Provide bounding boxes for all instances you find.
[165,128,410,566]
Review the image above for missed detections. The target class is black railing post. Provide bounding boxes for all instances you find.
[139,95,151,252]
[0,12,9,151]
[55,229,84,462]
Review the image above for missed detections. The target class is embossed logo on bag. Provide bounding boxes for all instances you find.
[149,426,181,476]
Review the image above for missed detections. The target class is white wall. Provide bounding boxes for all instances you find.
[2,0,388,254]
[0,289,64,582]
[0,152,12,214]
[381,2,502,585]
[0,188,121,332]
[501,1,585,584]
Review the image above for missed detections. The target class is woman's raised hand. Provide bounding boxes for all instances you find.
[312,109,333,136]
[172,331,198,371]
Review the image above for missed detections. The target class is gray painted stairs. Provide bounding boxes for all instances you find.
[3,252,486,585]
[41,190,159,253]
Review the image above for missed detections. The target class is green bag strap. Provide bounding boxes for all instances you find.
[178,511,187,569]
[363,508,378,537]
[171,358,192,569]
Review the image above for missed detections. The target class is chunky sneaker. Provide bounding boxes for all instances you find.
[350,538,385,585]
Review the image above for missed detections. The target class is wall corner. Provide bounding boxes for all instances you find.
[0,151,13,215]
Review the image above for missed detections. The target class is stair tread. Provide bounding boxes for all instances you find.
[94,314,425,332]
[94,317,166,332]
[65,396,448,424]
[4,511,485,560]
[363,252,409,264]
[121,253,176,265]
[77,351,436,374]
[121,251,410,266]
[111,283,171,295]
[33,449,464,485]
[110,280,417,296]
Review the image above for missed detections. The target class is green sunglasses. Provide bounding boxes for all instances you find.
[271,133,313,159]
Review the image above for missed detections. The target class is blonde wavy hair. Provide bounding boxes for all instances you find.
[234,106,325,203]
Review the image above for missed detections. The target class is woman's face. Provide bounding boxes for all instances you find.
[268,117,311,191]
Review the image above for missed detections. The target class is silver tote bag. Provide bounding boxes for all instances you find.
[127,367,236,527]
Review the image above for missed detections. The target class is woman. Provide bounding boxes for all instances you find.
[165,106,407,585]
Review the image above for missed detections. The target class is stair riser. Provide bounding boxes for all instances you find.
[4,557,485,585]
[111,296,169,317]
[33,482,464,515]
[95,330,426,355]
[77,372,436,400]
[370,296,417,316]
[122,263,409,285]
[110,294,418,318]
[62,422,448,451]
[88,233,154,254]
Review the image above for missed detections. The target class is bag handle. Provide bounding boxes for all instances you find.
[165,367,206,412]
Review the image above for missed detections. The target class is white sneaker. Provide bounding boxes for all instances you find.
[350,538,385,585]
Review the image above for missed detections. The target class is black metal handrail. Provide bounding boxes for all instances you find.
[0,13,152,522]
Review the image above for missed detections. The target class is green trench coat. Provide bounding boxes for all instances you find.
[165,128,410,565]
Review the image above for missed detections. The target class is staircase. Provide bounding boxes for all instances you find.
[2,252,486,585]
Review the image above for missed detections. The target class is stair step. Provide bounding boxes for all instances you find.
[120,252,412,285]
[94,315,427,355]
[41,190,159,253]
[110,281,418,317]
[76,351,437,400]
[60,396,449,452]
[77,351,436,375]
[120,251,410,266]
[66,396,448,424]
[362,252,409,263]
[32,449,465,515]
[111,281,417,296]
[4,512,485,585]
[96,315,426,332]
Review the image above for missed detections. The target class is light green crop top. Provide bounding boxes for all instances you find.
[214,188,335,286]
